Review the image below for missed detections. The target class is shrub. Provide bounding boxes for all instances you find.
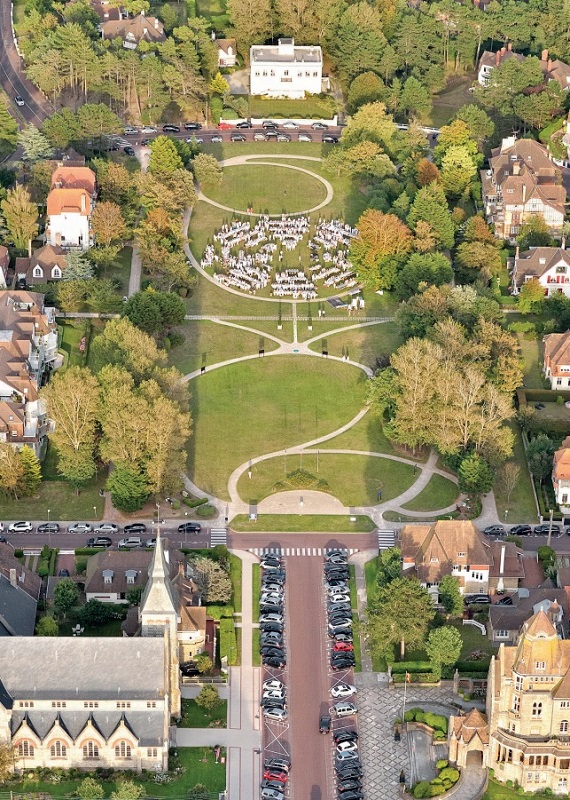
[220,617,238,665]
[414,781,431,798]
[433,730,446,740]
[14,549,23,558]
[75,557,88,575]
[438,768,459,784]
[183,496,209,508]
[424,713,447,734]
[286,469,319,488]
[436,760,448,770]
[197,504,217,518]
[429,786,447,796]
[167,332,185,348]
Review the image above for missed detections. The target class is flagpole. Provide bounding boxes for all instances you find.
[402,671,408,723]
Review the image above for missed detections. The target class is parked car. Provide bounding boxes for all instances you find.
[311,121,328,130]
[337,740,358,754]
[262,120,278,128]
[236,120,252,128]
[124,523,147,535]
[326,551,348,563]
[534,523,561,535]
[496,595,514,605]
[276,134,291,142]
[8,521,33,533]
[68,523,92,534]
[141,126,157,133]
[94,523,119,535]
[254,132,267,141]
[230,133,247,142]
[510,524,532,536]
[334,729,358,743]
[319,715,331,733]
[124,126,138,135]
[333,642,354,652]
[123,146,135,156]
[118,537,143,548]
[483,525,506,536]
[87,536,112,548]
[145,538,157,548]
[185,136,204,144]
[178,522,202,534]
[322,135,339,143]
[465,594,491,605]
[180,661,199,676]
[211,134,223,143]
[298,133,312,142]
[264,758,290,771]
[162,124,180,132]
[184,122,202,130]
[38,522,60,534]
[282,121,299,129]
[263,656,286,668]
[260,788,285,800]
[263,707,287,722]
[263,770,288,783]
[58,568,70,577]
[333,702,357,717]
[0,536,6,543]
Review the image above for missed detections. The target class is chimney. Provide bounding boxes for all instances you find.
[500,544,506,575]
[507,42,512,51]
[495,50,501,66]
[515,245,520,259]
[522,183,526,203]
[500,46,506,55]
[9,568,17,588]
[562,235,566,250]
[513,161,520,175]
[81,193,86,213]
[542,49,549,62]
[548,58,553,72]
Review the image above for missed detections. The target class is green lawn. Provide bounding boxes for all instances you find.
[2,748,226,797]
[204,164,328,214]
[252,563,261,623]
[58,619,123,637]
[352,612,362,673]
[59,320,92,368]
[228,553,242,613]
[401,474,459,513]
[451,619,498,660]
[179,697,228,727]
[518,335,545,389]
[348,564,357,609]
[364,557,378,606]
[167,320,279,375]
[97,246,132,296]
[429,76,475,128]
[483,777,549,800]
[187,356,367,499]
[248,96,337,119]
[252,627,260,665]
[1,469,106,520]
[494,423,539,524]
[306,321,403,367]
[230,514,376,532]
[236,452,416,506]
[321,411,429,462]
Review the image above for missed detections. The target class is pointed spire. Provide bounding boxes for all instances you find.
[140,526,177,618]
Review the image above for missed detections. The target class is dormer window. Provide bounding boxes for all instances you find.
[33,266,43,277]
[125,569,137,585]
[52,267,61,278]
[103,569,114,584]
[536,661,546,670]
[430,557,438,563]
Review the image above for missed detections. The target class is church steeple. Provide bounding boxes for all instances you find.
[140,529,177,618]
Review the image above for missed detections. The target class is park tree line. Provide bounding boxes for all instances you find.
[41,316,192,511]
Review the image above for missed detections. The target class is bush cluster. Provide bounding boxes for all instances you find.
[393,672,438,684]
[413,764,459,797]
[404,708,448,734]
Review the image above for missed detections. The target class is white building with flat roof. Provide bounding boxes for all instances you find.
[250,38,322,99]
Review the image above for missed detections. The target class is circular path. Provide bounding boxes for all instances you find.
[198,157,334,217]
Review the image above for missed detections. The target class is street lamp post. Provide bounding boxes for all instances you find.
[47,508,51,548]
[93,505,97,522]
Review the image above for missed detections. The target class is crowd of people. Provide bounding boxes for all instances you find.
[200,216,358,298]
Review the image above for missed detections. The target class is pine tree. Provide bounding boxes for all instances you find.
[148,136,184,177]
[18,124,54,162]
[19,445,42,496]
[63,250,93,281]
[0,104,18,154]
[107,463,150,512]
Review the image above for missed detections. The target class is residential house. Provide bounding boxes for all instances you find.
[100,13,165,48]
[511,245,570,298]
[0,543,42,603]
[15,245,67,288]
[216,37,237,67]
[399,520,491,602]
[0,247,9,289]
[0,543,41,636]
[488,587,568,644]
[484,610,570,793]
[84,546,181,604]
[0,291,57,458]
[553,436,570,512]
[541,50,570,90]
[250,38,322,99]
[91,0,122,23]
[543,332,570,389]
[488,540,525,594]
[46,166,96,250]
[477,44,525,85]
[0,533,182,774]
[480,136,566,242]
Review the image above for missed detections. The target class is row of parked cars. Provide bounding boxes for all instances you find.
[325,551,356,672]
[261,754,292,800]
[1,521,202,537]
[484,524,569,537]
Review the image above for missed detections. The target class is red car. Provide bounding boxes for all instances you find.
[263,770,288,783]
[217,122,232,129]
[333,642,355,652]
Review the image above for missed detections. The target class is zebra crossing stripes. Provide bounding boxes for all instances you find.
[377,529,396,551]
[210,528,227,547]
[249,547,359,557]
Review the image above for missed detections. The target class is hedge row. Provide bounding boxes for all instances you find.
[404,709,448,733]
[454,660,490,673]
[393,672,439,684]
[390,661,432,674]
[219,617,238,666]
[183,497,209,508]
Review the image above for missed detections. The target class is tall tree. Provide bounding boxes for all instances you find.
[341,101,398,156]
[149,135,184,176]
[425,626,462,677]
[92,201,128,247]
[407,183,455,250]
[366,577,435,659]
[438,575,463,616]
[90,318,167,382]
[527,434,555,483]
[350,209,412,289]
[1,184,38,254]
[0,104,18,154]
[123,289,186,337]
[18,124,54,162]
[19,446,42,496]
[227,0,273,57]
[0,443,25,498]
[399,76,432,121]
[332,3,387,84]
[192,153,222,188]
[63,250,93,281]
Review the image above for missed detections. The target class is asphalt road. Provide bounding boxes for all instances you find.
[0,0,52,124]
[228,531,378,552]
[1,526,212,551]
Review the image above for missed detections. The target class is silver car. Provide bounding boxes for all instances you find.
[94,523,119,534]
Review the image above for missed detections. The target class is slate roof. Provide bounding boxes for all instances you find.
[488,541,525,579]
[0,574,37,637]
[0,638,165,699]
[479,48,525,70]
[101,13,165,43]
[84,544,180,597]
[513,247,570,288]
[399,520,490,583]
[0,543,41,600]
[10,708,165,746]
[489,588,568,635]
[452,708,489,744]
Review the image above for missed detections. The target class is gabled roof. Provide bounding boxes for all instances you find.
[140,531,178,617]
[217,38,236,55]
[554,439,570,481]
[479,48,525,70]
[452,708,489,744]
[488,540,525,579]
[85,543,179,597]
[0,573,38,637]
[399,520,490,583]
[101,13,165,43]
[514,247,570,287]
[489,588,568,634]
[544,331,570,370]
[51,166,96,194]
[0,543,41,601]
[31,244,67,271]
[47,188,91,217]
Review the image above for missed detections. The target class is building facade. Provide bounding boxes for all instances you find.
[543,332,570,389]
[553,436,570,512]
[486,610,570,794]
[511,246,570,298]
[46,167,96,250]
[480,137,565,242]
[250,38,322,98]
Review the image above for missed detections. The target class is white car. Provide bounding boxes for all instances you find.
[0,522,4,533]
[141,126,157,133]
[68,523,92,533]
[124,126,138,135]
[263,679,284,692]
[330,594,351,604]
[185,136,204,144]
[14,95,25,107]
[282,121,299,129]
[263,706,287,721]
[94,523,119,534]
[333,701,357,717]
[260,613,284,623]
[8,521,33,533]
[330,683,357,699]
[262,690,286,700]
[337,740,358,753]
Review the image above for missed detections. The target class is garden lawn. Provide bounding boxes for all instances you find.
[352,612,362,672]
[96,246,132,296]
[0,472,106,520]
[248,96,337,119]
[236,452,416,506]
[228,553,242,613]
[1,748,226,797]
[203,164,328,214]
[518,335,545,389]
[429,76,475,128]
[58,619,123,637]
[230,514,376,532]
[59,320,92,368]
[450,620,498,660]
[364,557,378,606]
[167,320,278,376]
[483,778,550,800]
[252,628,260,665]
[401,474,459,513]
[494,423,539,524]
[306,321,403,367]
[321,411,429,462]
[179,697,227,727]
[187,356,367,499]
[252,563,261,623]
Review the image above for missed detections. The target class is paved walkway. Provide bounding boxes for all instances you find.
[127,244,142,297]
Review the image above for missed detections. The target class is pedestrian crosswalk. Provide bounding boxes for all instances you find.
[210,528,227,547]
[378,529,396,550]
[249,547,359,557]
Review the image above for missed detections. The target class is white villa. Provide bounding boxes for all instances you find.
[250,38,322,98]
[511,246,570,298]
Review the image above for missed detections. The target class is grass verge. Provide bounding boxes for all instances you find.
[352,611,362,672]
[230,514,376,532]
[228,553,242,613]
[252,627,260,666]
[179,697,228,728]
[401,474,459,513]
[252,563,261,623]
